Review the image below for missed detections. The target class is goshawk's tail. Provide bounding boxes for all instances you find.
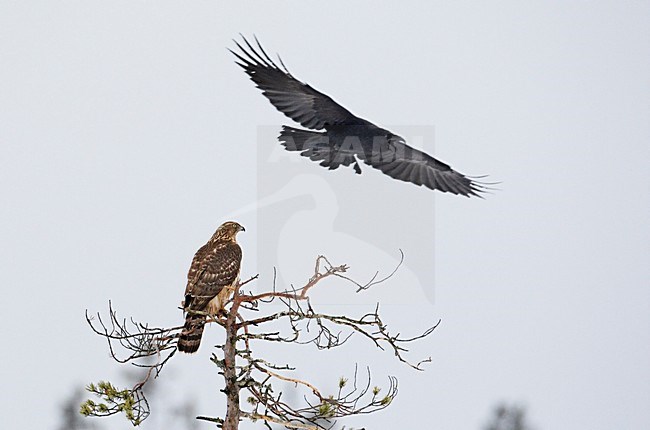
[177,313,205,353]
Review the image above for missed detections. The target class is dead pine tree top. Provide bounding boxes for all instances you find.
[81,252,438,430]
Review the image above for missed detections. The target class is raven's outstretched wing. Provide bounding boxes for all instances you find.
[230,36,358,130]
[362,135,488,197]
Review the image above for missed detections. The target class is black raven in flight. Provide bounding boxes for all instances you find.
[231,36,489,197]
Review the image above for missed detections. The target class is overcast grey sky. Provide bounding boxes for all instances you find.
[1,2,648,429]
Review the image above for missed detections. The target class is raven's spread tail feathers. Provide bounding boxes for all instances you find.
[279,126,326,153]
[279,126,360,173]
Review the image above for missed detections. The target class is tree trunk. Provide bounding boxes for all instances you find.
[222,305,240,430]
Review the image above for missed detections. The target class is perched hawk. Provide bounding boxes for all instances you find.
[178,221,245,353]
[231,36,489,198]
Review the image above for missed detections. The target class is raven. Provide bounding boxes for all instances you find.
[231,36,489,197]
